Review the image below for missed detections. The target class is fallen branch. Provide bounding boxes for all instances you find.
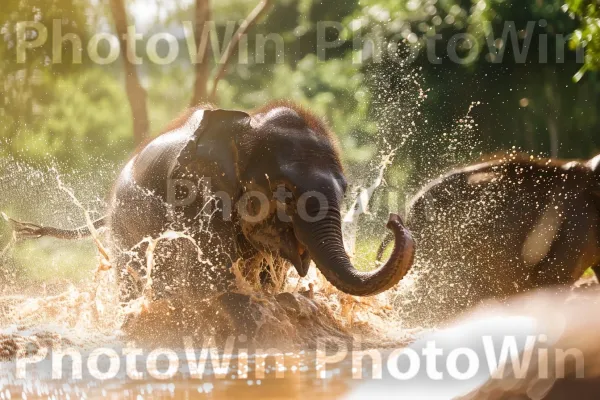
[209,0,273,101]
[55,174,110,263]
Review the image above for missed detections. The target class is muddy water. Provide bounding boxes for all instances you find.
[0,152,429,399]
[0,347,357,399]
[0,253,424,400]
[0,245,425,397]
[2,285,599,400]
[0,78,494,399]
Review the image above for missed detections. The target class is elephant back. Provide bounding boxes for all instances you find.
[130,110,206,200]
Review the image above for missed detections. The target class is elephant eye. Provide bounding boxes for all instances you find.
[272,183,295,204]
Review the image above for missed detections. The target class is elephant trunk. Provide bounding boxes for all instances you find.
[292,200,415,296]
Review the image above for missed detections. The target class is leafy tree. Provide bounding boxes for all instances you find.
[566,0,600,74]
[0,0,90,152]
[2,68,132,166]
[342,0,599,174]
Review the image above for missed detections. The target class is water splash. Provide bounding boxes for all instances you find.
[0,151,420,353]
[343,149,397,257]
[0,64,490,391]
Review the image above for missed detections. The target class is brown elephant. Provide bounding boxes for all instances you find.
[6,103,414,301]
[379,153,600,325]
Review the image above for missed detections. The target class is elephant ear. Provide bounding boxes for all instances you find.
[174,109,251,195]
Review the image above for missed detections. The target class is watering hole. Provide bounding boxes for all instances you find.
[1,153,598,400]
[0,80,595,399]
[0,149,429,399]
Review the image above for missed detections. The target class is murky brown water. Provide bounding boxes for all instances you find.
[0,267,426,399]
[0,350,357,400]
[2,284,599,400]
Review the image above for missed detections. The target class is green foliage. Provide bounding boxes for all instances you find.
[342,0,599,166]
[218,54,377,163]
[2,68,133,167]
[348,0,574,62]
[10,239,97,283]
[0,0,90,124]
[0,0,89,75]
[1,0,599,176]
[566,0,600,75]
[0,0,132,169]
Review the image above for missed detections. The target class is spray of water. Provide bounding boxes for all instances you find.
[0,61,493,361]
[0,151,425,354]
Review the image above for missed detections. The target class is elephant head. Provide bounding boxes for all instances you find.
[181,104,415,296]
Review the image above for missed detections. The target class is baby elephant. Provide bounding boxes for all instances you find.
[7,103,414,302]
[380,153,600,324]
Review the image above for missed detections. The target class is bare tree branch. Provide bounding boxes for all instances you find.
[190,0,212,106]
[109,0,149,145]
[209,0,273,102]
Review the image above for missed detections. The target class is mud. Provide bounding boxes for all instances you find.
[0,331,73,361]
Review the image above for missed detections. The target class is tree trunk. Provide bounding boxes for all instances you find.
[109,0,149,145]
[208,0,273,102]
[191,0,211,106]
[545,69,560,158]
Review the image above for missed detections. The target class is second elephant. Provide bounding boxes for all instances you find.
[381,153,600,325]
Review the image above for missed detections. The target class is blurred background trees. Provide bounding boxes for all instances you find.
[566,0,600,72]
[2,0,598,174]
